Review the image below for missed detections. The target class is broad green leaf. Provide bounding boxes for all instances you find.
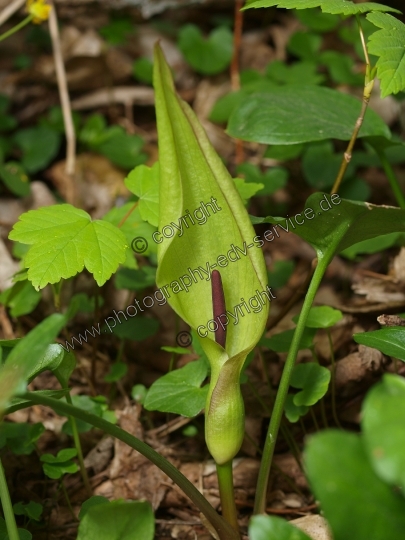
[319,50,364,86]
[178,25,233,75]
[13,126,61,174]
[0,314,65,416]
[305,430,405,540]
[0,162,30,197]
[125,162,160,226]
[26,343,64,381]
[367,12,405,97]
[244,1,323,9]
[284,394,309,422]
[9,204,127,289]
[0,280,41,317]
[144,358,209,417]
[77,500,154,540]
[227,85,391,145]
[260,327,316,352]
[290,362,331,406]
[253,192,405,259]
[363,375,405,491]
[154,44,270,464]
[264,143,304,160]
[292,306,343,328]
[249,514,312,540]
[341,232,405,259]
[353,327,405,362]
[79,496,110,520]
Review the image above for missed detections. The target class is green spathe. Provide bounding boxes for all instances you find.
[153,44,269,464]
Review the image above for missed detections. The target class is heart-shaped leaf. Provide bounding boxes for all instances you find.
[290,362,331,406]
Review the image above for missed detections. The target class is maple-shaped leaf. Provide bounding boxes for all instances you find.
[9,205,127,290]
[125,162,159,227]
[244,0,400,13]
[367,12,405,97]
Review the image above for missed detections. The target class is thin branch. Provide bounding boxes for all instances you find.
[48,3,76,177]
[0,0,25,27]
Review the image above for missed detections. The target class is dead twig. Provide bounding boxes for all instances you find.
[0,0,25,27]
[48,3,76,178]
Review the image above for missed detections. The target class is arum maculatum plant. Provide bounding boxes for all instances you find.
[153,43,270,531]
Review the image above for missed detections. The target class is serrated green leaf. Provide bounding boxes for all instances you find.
[9,204,127,289]
[367,12,405,97]
[321,1,401,15]
[125,163,160,226]
[244,1,322,9]
[227,85,391,145]
[290,362,331,406]
[77,500,154,540]
[144,358,209,417]
[353,327,405,361]
[249,514,312,540]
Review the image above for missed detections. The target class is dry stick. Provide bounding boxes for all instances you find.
[0,0,25,27]
[231,0,244,165]
[48,4,76,178]
[331,16,374,195]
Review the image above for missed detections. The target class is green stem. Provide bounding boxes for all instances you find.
[327,329,342,429]
[65,393,92,496]
[20,391,239,540]
[60,478,77,521]
[253,255,331,514]
[216,462,239,535]
[376,149,405,209]
[0,457,19,540]
[0,16,33,43]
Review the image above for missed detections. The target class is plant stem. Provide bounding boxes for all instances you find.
[376,149,405,209]
[0,15,32,42]
[331,15,374,195]
[64,393,92,496]
[327,329,342,429]
[253,255,331,514]
[60,478,77,521]
[20,391,239,540]
[0,457,19,540]
[216,462,239,535]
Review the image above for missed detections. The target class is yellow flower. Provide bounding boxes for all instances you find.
[26,0,51,24]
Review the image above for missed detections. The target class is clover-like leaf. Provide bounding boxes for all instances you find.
[290,362,331,406]
[367,12,405,97]
[41,448,78,479]
[284,394,309,423]
[9,204,127,289]
[125,162,160,226]
[293,306,343,328]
